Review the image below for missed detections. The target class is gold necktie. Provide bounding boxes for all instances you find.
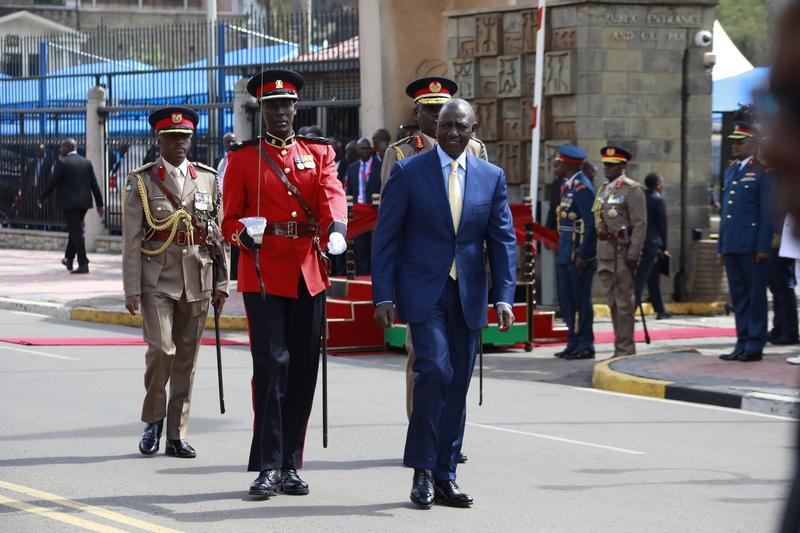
[448,160,461,280]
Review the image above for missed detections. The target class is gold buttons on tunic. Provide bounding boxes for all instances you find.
[281,149,288,156]
[730,191,736,195]
[181,201,187,207]
[288,191,292,196]
[726,215,732,219]
[291,211,297,218]
[284,167,291,173]
[752,222,757,227]
[728,200,733,205]
[181,249,188,255]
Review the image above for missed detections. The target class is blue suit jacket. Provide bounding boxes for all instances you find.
[345,154,381,202]
[719,159,772,254]
[555,172,596,265]
[371,149,517,330]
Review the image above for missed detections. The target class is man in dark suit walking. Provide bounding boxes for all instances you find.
[371,99,516,508]
[39,139,104,274]
[345,137,381,275]
[635,173,672,319]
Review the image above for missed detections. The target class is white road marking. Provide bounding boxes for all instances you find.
[467,421,647,455]
[0,344,79,361]
[576,387,796,421]
[10,311,50,318]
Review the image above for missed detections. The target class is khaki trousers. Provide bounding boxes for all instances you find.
[140,292,209,439]
[598,252,637,356]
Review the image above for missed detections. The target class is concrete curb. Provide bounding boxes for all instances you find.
[592,301,728,318]
[0,298,249,331]
[0,297,71,320]
[70,307,249,331]
[592,355,800,417]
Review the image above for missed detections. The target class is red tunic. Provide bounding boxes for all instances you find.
[222,136,347,298]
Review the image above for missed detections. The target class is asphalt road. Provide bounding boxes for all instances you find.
[0,309,795,532]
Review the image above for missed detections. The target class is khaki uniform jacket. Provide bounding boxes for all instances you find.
[594,176,647,264]
[380,133,488,190]
[122,158,228,302]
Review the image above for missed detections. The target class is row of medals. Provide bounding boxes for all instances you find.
[294,155,316,170]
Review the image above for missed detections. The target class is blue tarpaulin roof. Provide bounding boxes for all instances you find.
[712,67,770,112]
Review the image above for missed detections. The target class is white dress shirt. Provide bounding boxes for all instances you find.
[161,157,189,193]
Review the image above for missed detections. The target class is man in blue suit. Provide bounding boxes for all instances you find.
[552,145,597,359]
[345,137,382,274]
[719,120,773,362]
[371,99,516,509]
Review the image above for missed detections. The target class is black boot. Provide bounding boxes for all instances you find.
[410,469,434,509]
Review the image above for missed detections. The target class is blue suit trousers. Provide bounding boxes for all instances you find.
[556,261,596,353]
[724,253,768,352]
[404,279,480,482]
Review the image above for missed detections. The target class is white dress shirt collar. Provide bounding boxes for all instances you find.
[436,144,467,171]
[739,156,753,170]
[161,157,189,177]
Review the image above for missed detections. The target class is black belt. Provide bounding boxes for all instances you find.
[265,221,319,239]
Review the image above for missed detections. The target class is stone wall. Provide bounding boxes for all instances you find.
[444,1,717,299]
[0,228,121,254]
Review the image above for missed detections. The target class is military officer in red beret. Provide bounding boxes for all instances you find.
[221,69,347,498]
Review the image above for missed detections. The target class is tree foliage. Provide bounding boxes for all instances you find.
[717,0,776,66]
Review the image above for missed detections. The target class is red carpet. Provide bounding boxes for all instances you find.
[0,327,736,348]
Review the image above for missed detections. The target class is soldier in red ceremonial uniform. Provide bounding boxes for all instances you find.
[221,69,347,498]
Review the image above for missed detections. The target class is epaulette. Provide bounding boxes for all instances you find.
[192,161,218,174]
[130,161,155,175]
[229,138,260,151]
[390,136,412,148]
[296,134,334,145]
[622,176,641,187]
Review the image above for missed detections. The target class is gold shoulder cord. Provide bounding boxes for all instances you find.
[134,175,193,256]
[393,145,405,162]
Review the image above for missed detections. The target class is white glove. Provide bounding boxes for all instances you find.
[328,232,347,255]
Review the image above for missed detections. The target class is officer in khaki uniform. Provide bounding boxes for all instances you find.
[379,78,487,465]
[593,146,646,356]
[123,106,228,458]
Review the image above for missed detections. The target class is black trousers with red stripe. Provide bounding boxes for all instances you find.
[243,277,323,472]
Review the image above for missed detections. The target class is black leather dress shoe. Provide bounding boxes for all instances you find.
[410,469,434,509]
[565,350,595,360]
[738,351,763,362]
[165,439,196,458]
[656,311,674,319]
[249,470,280,497]
[554,348,573,358]
[434,480,473,507]
[138,420,163,456]
[61,257,74,271]
[71,265,89,274]
[719,349,743,361]
[281,469,309,495]
[457,452,468,464]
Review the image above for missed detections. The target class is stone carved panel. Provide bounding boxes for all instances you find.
[544,51,575,96]
[452,58,476,99]
[476,14,500,57]
[522,10,537,53]
[502,99,523,140]
[552,28,577,50]
[474,99,499,141]
[459,38,476,58]
[498,141,524,184]
[477,57,495,99]
[502,11,524,55]
[497,55,522,98]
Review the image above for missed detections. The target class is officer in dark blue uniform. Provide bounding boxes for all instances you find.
[719,121,773,362]
[553,145,597,360]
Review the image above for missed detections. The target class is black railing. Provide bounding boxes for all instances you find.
[0,9,360,232]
